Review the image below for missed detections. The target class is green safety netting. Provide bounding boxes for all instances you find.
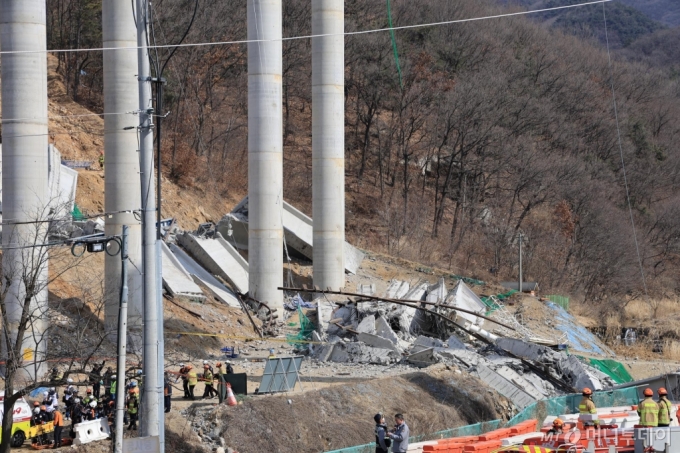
[323,420,502,453]
[583,358,634,384]
[546,295,570,311]
[72,203,85,221]
[482,290,517,315]
[286,308,315,345]
[451,274,486,286]
[505,387,641,426]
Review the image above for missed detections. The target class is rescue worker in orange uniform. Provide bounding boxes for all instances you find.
[578,388,598,427]
[547,418,564,435]
[638,388,659,427]
[657,387,672,427]
[52,409,64,448]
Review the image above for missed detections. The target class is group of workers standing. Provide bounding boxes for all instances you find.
[177,360,234,401]
[374,413,410,453]
[546,386,675,435]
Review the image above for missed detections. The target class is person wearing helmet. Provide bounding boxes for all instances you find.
[547,418,564,435]
[126,388,139,430]
[136,370,144,391]
[83,388,96,406]
[179,363,190,398]
[187,365,198,400]
[225,360,234,375]
[578,388,598,427]
[268,348,276,359]
[374,413,390,453]
[658,388,672,427]
[110,374,118,402]
[202,364,216,399]
[638,388,659,427]
[203,360,214,374]
[103,366,114,396]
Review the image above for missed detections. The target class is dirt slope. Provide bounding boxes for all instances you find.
[210,369,510,453]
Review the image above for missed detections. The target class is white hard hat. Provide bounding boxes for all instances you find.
[49,387,55,392]
[34,407,40,414]
[137,370,142,375]
[179,363,185,367]
[67,378,73,383]
[89,401,96,408]
[226,360,231,364]
[111,374,116,379]
[74,398,80,404]
[203,360,208,364]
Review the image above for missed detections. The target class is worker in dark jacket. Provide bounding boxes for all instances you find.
[374,413,390,453]
[388,414,409,453]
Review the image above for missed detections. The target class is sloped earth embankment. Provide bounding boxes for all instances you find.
[181,369,512,453]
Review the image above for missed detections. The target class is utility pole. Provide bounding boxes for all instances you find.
[518,233,523,293]
[114,226,129,453]
[154,78,166,240]
[136,0,161,440]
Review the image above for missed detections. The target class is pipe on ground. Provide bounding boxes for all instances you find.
[247,0,284,312]
[0,0,50,380]
[312,0,345,292]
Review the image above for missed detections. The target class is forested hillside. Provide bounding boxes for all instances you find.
[46,0,680,316]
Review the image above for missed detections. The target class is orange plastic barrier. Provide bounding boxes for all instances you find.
[437,436,479,445]
[479,429,512,441]
[424,443,465,453]
[463,440,502,453]
[510,420,539,434]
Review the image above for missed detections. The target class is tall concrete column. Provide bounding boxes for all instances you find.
[247,0,284,312]
[312,0,345,291]
[103,0,143,336]
[0,0,50,380]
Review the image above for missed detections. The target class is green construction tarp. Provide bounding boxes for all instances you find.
[546,295,569,311]
[286,308,315,345]
[322,420,502,453]
[585,358,634,384]
[505,387,641,426]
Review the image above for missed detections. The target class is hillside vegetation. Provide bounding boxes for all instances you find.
[46,0,680,318]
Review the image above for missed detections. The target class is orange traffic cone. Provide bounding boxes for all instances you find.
[226,383,237,406]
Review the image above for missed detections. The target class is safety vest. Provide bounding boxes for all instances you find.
[639,398,659,427]
[204,371,213,382]
[127,396,139,415]
[578,397,597,415]
[53,411,64,427]
[188,371,198,386]
[110,380,117,395]
[658,398,671,425]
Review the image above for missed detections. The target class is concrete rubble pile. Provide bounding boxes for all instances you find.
[309,279,616,410]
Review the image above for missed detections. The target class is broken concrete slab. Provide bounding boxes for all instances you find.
[161,241,206,302]
[438,349,483,368]
[426,278,447,303]
[357,283,376,296]
[357,315,376,335]
[493,365,552,399]
[410,335,444,353]
[447,335,467,350]
[447,281,487,326]
[475,363,536,409]
[375,315,399,345]
[496,338,559,363]
[177,232,249,295]
[314,343,336,362]
[384,280,410,299]
[328,342,400,365]
[218,197,365,274]
[168,243,241,307]
[326,305,358,336]
[358,332,400,353]
[407,348,440,367]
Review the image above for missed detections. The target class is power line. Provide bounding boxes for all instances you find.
[0,0,612,56]
[602,3,648,298]
[0,209,141,226]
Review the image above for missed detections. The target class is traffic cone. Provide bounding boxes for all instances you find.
[226,383,237,406]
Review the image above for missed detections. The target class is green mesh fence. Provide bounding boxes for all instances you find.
[286,308,315,345]
[584,358,634,384]
[323,419,502,453]
[505,387,642,426]
[72,203,85,221]
[546,295,570,311]
[482,290,517,315]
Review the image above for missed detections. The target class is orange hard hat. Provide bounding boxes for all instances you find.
[86,388,92,393]
[659,388,668,396]
[644,388,654,397]
[187,365,193,370]
[129,388,135,393]
[33,402,40,407]
[582,388,592,395]
[553,418,563,427]
[204,364,209,369]
[216,362,222,367]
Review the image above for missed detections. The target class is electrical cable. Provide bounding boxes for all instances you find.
[0,0,612,56]
[602,3,649,299]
